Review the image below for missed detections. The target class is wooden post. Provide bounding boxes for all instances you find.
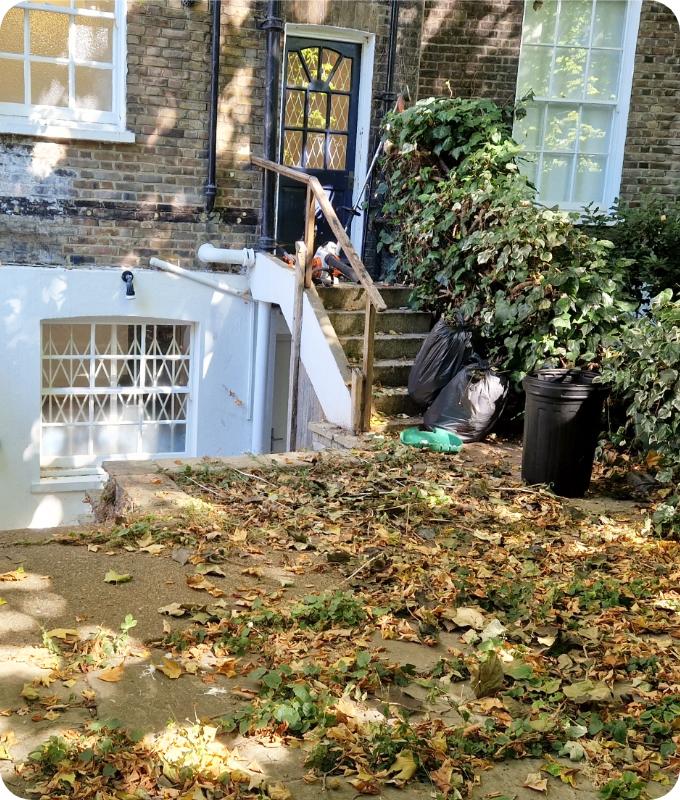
[350,367,364,434]
[304,184,316,287]
[286,240,306,451]
[361,296,377,432]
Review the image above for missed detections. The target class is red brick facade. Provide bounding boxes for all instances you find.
[0,0,677,270]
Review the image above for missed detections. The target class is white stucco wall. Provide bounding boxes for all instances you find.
[0,265,254,531]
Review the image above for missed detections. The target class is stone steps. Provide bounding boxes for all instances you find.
[316,284,429,426]
[317,284,413,311]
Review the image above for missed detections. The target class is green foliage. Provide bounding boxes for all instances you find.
[584,196,680,296]
[290,591,366,629]
[599,771,645,800]
[599,291,680,535]
[378,96,637,385]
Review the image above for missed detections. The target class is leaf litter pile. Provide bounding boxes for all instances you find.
[10,444,680,799]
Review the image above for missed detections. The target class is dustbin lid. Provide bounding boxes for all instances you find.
[523,368,608,400]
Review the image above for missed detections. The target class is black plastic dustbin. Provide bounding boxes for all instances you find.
[522,369,608,497]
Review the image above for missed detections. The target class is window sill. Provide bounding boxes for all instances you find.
[0,119,135,144]
[32,469,107,495]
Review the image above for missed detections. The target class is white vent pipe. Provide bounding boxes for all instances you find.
[197,243,256,268]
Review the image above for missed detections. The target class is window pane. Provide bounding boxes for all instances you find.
[76,0,115,11]
[574,154,606,204]
[328,134,347,170]
[0,7,24,54]
[75,65,112,111]
[0,59,24,103]
[305,132,325,169]
[556,0,591,46]
[523,0,557,44]
[519,152,539,186]
[580,106,612,154]
[517,45,551,97]
[320,48,340,82]
[593,0,626,47]
[286,52,308,88]
[544,106,578,151]
[330,94,349,130]
[308,91,327,130]
[514,104,543,149]
[284,89,304,127]
[329,57,351,92]
[301,47,319,80]
[73,16,113,62]
[31,61,68,106]
[282,129,302,166]
[29,10,69,58]
[552,47,587,99]
[587,50,620,100]
[541,155,573,203]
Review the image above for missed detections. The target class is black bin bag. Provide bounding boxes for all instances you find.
[408,319,472,408]
[423,361,509,443]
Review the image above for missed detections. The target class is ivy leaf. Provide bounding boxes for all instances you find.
[104,570,132,585]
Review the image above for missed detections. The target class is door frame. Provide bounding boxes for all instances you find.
[278,24,376,255]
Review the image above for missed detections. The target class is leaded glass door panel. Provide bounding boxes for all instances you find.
[277,37,361,251]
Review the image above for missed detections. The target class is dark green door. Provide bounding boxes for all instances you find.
[276,37,362,252]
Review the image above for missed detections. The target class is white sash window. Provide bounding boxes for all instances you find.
[0,0,133,142]
[513,0,641,211]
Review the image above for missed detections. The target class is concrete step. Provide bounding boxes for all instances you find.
[317,284,413,311]
[340,332,426,361]
[348,358,413,387]
[372,386,422,417]
[327,308,431,336]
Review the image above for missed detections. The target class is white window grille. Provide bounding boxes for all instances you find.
[0,0,132,142]
[513,0,640,211]
[41,321,192,468]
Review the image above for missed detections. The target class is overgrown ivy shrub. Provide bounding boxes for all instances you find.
[377,96,637,385]
[599,291,680,536]
[585,196,680,297]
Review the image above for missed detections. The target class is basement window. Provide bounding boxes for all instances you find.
[41,321,192,469]
[0,0,133,143]
[513,0,640,211]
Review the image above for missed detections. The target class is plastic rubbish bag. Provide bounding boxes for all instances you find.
[408,319,473,408]
[423,360,508,442]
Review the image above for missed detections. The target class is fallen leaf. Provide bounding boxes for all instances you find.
[157,659,183,679]
[388,749,418,782]
[0,599,6,606]
[20,684,40,701]
[158,602,188,617]
[104,570,132,584]
[448,606,486,630]
[97,665,124,683]
[45,628,79,641]
[172,547,192,566]
[563,679,613,705]
[471,652,504,698]
[267,784,292,800]
[523,772,548,792]
[0,567,26,581]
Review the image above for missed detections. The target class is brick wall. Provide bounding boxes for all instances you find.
[417,0,522,106]
[620,0,680,201]
[0,0,261,269]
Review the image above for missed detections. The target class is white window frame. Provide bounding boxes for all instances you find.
[40,319,194,470]
[0,0,134,143]
[514,0,641,212]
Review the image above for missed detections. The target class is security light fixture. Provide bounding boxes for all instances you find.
[121,270,136,299]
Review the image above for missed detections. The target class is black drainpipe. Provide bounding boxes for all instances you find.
[205,0,221,213]
[363,0,399,262]
[258,0,283,251]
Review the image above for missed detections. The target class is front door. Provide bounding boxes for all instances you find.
[277,37,362,252]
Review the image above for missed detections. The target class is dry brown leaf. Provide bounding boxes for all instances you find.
[158,659,183,679]
[97,665,124,683]
[523,772,548,792]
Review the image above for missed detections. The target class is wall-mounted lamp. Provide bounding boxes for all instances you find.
[121,270,136,300]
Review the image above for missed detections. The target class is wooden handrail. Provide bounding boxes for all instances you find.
[252,155,385,434]
[251,156,387,313]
